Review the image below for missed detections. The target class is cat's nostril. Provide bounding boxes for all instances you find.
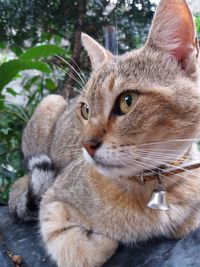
[81,138,101,157]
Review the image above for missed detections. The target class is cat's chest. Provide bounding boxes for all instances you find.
[85,178,189,243]
[61,170,197,243]
[89,192,172,242]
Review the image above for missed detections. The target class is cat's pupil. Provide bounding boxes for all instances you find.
[124,95,132,107]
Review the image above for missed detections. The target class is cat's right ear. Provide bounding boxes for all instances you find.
[81,33,113,69]
[145,0,198,69]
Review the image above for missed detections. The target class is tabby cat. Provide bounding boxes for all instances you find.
[9,0,200,266]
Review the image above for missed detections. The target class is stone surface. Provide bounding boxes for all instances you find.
[0,206,55,267]
[1,206,200,267]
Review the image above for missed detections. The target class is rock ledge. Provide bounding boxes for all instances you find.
[0,206,200,267]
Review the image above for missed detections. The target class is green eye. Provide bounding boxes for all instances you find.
[117,91,137,115]
[81,103,89,120]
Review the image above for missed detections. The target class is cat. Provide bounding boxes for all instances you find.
[8,0,200,266]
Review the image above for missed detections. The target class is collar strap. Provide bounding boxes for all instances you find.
[130,160,200,184]
[169,147,191,167]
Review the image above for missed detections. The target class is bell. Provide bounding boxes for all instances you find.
[147,186,170,211]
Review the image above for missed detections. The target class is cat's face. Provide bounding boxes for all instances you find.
[77,0,200,178]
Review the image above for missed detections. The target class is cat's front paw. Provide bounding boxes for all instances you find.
[48,229,117,267]
[9,175,33,221]
[40,201,118,267]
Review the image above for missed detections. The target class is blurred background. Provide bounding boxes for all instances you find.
[0,0,199,204]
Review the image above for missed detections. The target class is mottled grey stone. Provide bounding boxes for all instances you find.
[0,206,200,267]
[104,227,200,267]
[0,241,15,267]
[0,206,55,267]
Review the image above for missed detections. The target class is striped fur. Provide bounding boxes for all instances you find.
[9,1,200,266]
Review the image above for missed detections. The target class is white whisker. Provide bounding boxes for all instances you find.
[133,150,181,158]
[53,63,84,91]
[60,156,84,174]
[56,55,86,86]
[133,138,199,147]
[135,138,199,147]
[126,152,200,180]
[68,56,88,83]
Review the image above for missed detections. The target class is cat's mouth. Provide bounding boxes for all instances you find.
[93,158,123,169]
[83,149,135,177]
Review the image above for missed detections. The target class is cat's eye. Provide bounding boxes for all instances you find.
[81,103,89,120]
[116,91,138,115]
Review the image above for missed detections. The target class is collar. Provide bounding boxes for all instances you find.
[129,147,200,184]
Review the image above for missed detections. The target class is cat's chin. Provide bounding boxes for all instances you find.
[82,149,140,178]
[95,165,138,179]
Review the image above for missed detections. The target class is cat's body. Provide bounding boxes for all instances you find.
[8,0,200,266]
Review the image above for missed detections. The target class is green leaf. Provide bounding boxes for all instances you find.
[54,35,62,45]
[11,46,23,56]
[20,44,65,60]
[45,78,56,91]
[6,88,19,96]
[0,94,5,110]
[0,42,6,49]
[195,16,200,35]
[0,59,51,92]
[0,128,12,135]
[23,75,40,92]
[26,90,39,107]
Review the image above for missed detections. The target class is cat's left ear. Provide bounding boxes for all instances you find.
[146,0,199,68]
[81,33,113,68]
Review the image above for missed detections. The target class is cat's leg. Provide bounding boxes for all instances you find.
[9,95,66,221]
[40,200,118,267]
[9,155,55,221]
[9,175,31,221]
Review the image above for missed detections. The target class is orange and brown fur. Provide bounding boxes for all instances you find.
[8,0,200,266]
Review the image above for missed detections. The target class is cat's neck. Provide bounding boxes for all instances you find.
[87,143,200,196]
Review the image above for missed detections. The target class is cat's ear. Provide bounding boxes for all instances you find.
[81,33,113,68]
[146,0,198,67]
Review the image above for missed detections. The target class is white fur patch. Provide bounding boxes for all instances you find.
[27,154,55,196]
[31,168,55,196]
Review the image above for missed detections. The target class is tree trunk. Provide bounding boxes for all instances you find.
[64,0,86,99]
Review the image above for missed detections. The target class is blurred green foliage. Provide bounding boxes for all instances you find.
[0,44,67,203]
[196,15,200,39]
[0,0,155,52]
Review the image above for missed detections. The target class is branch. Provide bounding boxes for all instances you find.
[64,0,87,99]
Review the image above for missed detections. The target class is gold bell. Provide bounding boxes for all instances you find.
[147,186,170,211]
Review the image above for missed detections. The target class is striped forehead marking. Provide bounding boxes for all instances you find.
[108,76,115,92]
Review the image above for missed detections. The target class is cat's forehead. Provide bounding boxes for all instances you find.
[85,48,179,98]
[84,53,138,99]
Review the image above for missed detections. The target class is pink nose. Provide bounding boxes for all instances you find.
[81,138,101,157]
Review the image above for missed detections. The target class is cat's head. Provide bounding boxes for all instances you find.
[77,0,200,178]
